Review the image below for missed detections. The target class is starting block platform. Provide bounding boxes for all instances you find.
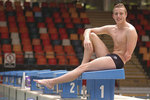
[0,69,125,100]
[80,69,125,100]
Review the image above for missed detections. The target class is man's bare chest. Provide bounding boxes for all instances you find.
[112,31,127,46]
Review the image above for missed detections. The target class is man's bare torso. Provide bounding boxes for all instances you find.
[108,23,135,63]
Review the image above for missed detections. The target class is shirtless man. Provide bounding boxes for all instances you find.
[34,3,138,89]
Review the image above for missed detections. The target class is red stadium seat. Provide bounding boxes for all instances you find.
[64,18,72,23]
[54,45,63,53]
[42,39,51,46]
[55,51,65,59]
[69,56,79,65]
[13,45,22,52]
[26,16,35,22]
[2,44,12,53]
[48,58,57,65]
[44,45,53,52]
[37,22,46,28]
[25,11,33,17]
[20,33,29,39]
[49,2,57,8]
[46,51,55,59]
[34,45,43,52]
[72,18,81,24]
[0,27,9,34]
[19,27,28,34]
[146,42,150,48]
[32,38,41,45]
[82,18,90,24]
[77,28,85,34]
[9,27,18,33]
[50,34,59,40]
[16,57,24,64]
[0,1,3,6]
[58,58,68,65]
[37,57,47,65]
[15,51,24,59]
[80,12,88,18]
[60,33,68,40]
[14,1,21,7]
[61,12,70,18]
[66,23,74,28]
[45,17,53,23]
[1,33,9,39]
[48,27,58,34]
[53,12,60,18]
[0,56,2,64]
[17,16,26,23]
[23,44,33,52]
[33,6,41,12]
[8,16,16,22]
[41,2,48,7]
[40,34,50,40]
[58,3,66,8]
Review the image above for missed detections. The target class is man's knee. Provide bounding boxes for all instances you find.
[90,32,97,38]
[78,63,88,71]
[90,32,100,40]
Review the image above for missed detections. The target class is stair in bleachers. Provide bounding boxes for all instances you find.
[119,54,150,87]
[86,10,150,87]
[86,10,115,27]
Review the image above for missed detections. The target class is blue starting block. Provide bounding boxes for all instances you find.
[2,71,10,84]
[14,71,25,87]
[14,70,40,87]
[54,71,82,99]
[24,70,45,88]
[80,69,125,100]
[8,71,17,85]
[30,71,44,91]
[29,70,51,91]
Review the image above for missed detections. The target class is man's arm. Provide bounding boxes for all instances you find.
[83,25,112,51]
[124,28,138,62]
[83,25,112,39]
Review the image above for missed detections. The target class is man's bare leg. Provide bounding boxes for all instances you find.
[81,33,109,64]
[34,56,116,89]
[34,33,112,89]
[81,48,93,64]
[90,33,110,57]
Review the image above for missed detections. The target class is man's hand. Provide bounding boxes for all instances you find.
[124,52,131,62]
[83,39,93,53]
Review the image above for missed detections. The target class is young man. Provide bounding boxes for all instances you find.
[34,3,138,89]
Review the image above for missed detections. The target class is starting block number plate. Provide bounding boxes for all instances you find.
[100,85,104,98]
[87,80,115,100]
[61,80,81,98]
[70,82,75,93]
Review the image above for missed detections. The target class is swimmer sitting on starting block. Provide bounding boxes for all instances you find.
[34,3,138,89]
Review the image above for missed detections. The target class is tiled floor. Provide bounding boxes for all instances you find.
[0,84,147,100]
[114,95,146,100]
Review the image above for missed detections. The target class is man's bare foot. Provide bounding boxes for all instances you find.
[34,79,55,89]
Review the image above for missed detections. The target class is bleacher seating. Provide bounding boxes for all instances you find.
[0,1,90,67]
[127,5,150,77]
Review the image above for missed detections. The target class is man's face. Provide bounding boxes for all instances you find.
[112,7,127,24]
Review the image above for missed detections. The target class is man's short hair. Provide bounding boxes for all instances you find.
[113,3,127,13]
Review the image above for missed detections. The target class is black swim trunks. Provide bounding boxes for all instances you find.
[106,54,124,69]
